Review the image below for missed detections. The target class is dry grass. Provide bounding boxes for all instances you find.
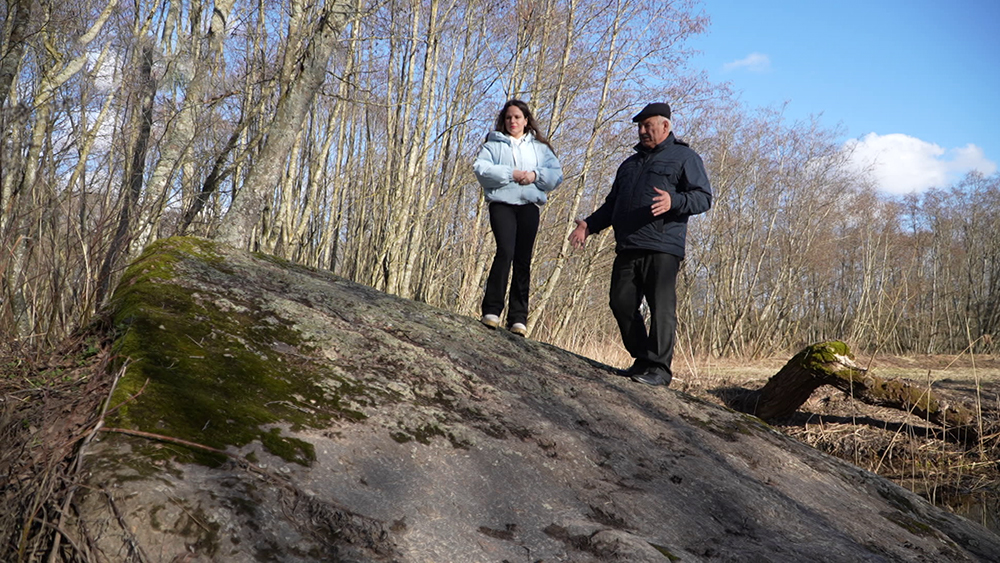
[0,331,115,563]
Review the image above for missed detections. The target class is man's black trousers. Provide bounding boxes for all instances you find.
[609,250,681,374]
[482,202,539,326]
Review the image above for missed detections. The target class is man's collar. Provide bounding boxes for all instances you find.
[634,132,676,153]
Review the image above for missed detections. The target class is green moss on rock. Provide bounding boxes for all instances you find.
[650,543,681,561]
[884,511,935,537]
[799,341,859,377]
[104,237,366,466]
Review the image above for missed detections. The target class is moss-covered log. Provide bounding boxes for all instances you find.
[754,341,980,444]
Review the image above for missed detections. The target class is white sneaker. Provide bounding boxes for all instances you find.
[510,322,527,336]
[481,314,500,329]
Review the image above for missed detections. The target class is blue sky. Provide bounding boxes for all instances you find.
[687,0,1000,195]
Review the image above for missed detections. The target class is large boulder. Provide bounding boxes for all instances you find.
[71,237,1000,562]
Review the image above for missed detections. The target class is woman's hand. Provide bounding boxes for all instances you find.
[512,170,537,185]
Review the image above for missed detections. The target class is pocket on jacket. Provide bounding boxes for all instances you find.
[647,161,680,186]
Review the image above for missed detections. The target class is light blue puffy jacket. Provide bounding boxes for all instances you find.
[473,131,563,205]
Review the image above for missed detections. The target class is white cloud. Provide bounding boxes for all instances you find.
[723,52,771,73]
[844,133,998,195]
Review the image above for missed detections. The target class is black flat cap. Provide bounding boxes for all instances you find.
[632,102,671,122]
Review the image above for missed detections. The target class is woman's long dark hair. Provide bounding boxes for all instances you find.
[492,99,555,153]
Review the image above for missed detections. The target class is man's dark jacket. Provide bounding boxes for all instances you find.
[585,133,712,258]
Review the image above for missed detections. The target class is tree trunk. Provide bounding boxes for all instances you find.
[95,43,156,306]
[753,341,981,444]
[526,0,623,335]
[0,0,32,111]
[216,0,354,249]
[134,0,235,251]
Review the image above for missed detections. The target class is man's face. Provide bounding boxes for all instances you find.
[637,116,671,149]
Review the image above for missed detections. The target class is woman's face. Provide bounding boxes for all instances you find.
[504,106,527,138]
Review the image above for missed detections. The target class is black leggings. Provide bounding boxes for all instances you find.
[482,202,540,326]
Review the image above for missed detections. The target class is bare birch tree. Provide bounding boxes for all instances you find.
[1,0,996,361]
[217,0,356,248]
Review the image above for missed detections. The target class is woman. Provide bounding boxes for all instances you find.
[473,99,563,336]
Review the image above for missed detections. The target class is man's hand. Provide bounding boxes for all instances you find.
[651,187,672,216]
[569,219,589,249]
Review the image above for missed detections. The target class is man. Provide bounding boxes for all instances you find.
[569,102,712,386]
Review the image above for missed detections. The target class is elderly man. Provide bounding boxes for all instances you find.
[569,102,712,386]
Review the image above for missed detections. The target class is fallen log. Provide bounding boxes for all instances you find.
[752,341,980,445]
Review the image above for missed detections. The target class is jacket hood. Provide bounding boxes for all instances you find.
[486,130,535,145]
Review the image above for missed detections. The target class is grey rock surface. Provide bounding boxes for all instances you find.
[72,237,1000,562]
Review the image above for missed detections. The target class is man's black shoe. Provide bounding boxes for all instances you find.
[630,369,672,387]
[620,359,649,377]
